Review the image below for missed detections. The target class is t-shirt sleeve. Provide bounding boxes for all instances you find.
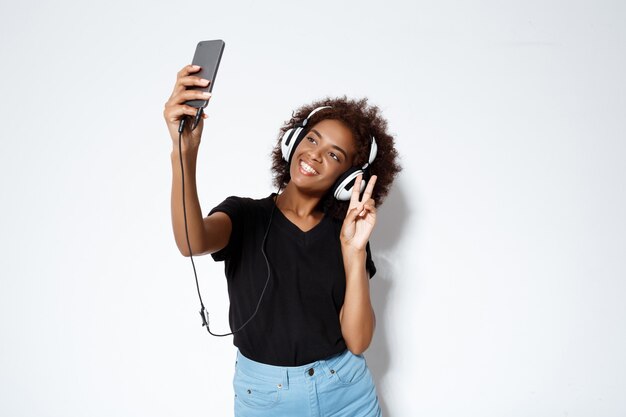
[366,241,377,279]
[208,196,244,262]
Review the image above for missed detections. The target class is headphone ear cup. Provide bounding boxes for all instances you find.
[281,126,304,162]
[368,137,378,165]
[332,168,366,201]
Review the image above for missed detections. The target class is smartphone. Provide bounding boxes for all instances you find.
[185,40,225,108]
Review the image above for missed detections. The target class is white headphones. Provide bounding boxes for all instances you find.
[280,106,377,201]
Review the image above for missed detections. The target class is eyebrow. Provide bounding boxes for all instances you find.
[310,129,348,160]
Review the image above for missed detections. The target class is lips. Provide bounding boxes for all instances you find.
[299,160,319,176]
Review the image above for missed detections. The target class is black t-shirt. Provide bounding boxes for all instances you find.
[209,194,376,366]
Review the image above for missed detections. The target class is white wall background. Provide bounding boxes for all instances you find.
[1,0,625,416]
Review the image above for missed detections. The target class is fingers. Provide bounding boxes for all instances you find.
[350,174,363,205]
[347,199,376,220]
[164,65,213,125]
[177,64,201,78]
[344,205,361,226]
[174,64,204,88]
[357,200,376,218]
[342,197,376,245]
[349,174,377,207]
[361,175,377,202]
[170,65,211,98]
[164,91,211,120]
[172,76,210,97]
[164,66,212,145]
[172,89,212,104]
[163,103,204,124]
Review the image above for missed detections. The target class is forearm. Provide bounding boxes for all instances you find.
[340,247,375,355]
[170,147,207,256]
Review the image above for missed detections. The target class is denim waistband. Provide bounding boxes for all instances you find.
[235,349,351,390]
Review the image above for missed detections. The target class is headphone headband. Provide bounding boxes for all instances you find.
[301,106,332,127]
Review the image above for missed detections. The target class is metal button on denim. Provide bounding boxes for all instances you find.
[308,368,314,376]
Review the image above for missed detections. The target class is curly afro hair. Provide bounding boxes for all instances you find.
[271,95,401,220]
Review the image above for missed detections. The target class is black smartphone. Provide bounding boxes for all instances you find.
[185,40,225,108]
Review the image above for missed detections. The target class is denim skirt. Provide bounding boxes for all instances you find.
[233,349,382,417]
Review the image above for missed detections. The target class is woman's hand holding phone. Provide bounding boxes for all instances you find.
[163,65,211,152]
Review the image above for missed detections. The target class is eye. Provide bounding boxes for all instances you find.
[306,136,317,145]
[328,152,340,162]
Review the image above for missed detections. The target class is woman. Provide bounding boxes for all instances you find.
[165,65,401,416]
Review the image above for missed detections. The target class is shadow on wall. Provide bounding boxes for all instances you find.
[367,177,413,417]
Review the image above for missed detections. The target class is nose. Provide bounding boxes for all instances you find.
[308,148,322,162]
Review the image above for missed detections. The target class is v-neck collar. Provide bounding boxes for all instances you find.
[268,193,329,244]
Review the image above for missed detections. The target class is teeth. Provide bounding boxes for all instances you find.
[300,160,318,174]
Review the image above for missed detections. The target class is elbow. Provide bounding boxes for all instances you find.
[341,311,376,356]
[346,342,370,356]
[176,242,192,257]
[179,248,205,257]
[344,336,372,356]
[175,234,208,257]
[177,243,210,257]
[176,242,196,257]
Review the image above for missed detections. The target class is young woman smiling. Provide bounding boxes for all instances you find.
[165,64,401,416]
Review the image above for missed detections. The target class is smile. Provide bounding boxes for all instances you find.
[299,160,319,175]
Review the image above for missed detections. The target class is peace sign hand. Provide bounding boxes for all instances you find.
[340,174,378,252]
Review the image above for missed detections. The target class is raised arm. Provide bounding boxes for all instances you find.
[339,174,378,354]
[164,65,232,257]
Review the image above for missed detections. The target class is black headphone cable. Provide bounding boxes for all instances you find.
[177,112,274,337]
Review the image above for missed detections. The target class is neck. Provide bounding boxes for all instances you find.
[276,182,323,218]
